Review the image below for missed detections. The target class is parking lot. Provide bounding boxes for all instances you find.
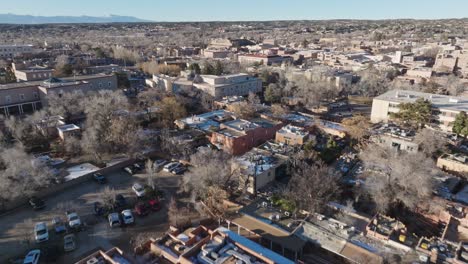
[0,167,182,263]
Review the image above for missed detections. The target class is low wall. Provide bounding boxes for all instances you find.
[0,158,135,213]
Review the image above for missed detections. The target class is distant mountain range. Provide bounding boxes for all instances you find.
[0,13,152,24]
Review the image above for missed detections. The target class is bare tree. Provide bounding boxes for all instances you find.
[145,159,157,190]
[181,147,238,200]
[156,96,187,127]
[342,115,371,144]
[286,161,341,213]
[271,104,289,117]
[80,90,141,161]
[46,91,86,120]
[227,102,256,119]
[360,144,436,212]
[0,144,53,207]
[414,128,447,158]
[100,186,117,210]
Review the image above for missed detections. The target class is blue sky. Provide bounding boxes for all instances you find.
[2,0,468,21]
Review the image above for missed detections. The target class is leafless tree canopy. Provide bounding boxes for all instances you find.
[360,145,436,212]
[286,161,341,214]
[181,147,239,200]
[0,144,53,205]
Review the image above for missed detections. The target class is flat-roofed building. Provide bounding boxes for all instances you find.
[370,124,419,153]
[148,225,294,264]
[38,74,118,105]
[0,44,34,58]
[275,124,310,146]
[14,67,54,81]
[194,73,262,99]
[57,124,81,140]
[0,73,117,116]
[201,49,230,59]
[371,89,468,132]
[437,153,468,174]
[210,118,283,155]
[236,148,288,194]
[75,247,133,264]
[238,54,292,66]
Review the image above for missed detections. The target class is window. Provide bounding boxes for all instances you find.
[32,74,36,78]
[108,82,111,87]
[33,92,38,99]
[19,94,25,101]
[5,95,11,103]
[99,82,102,88]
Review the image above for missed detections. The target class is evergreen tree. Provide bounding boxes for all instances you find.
[453,111,468,137]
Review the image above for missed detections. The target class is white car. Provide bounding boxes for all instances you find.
[34,222,49,243]
[66,212,81,228]
[163,162,181,172]
[108,212,121,228]
[23,249,41,264]
[132,183,146,197]
[121,209,134,225]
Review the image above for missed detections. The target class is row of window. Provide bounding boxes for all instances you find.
[32,73,52,79]
[3,92,39,103]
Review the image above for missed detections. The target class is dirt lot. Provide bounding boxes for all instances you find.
[0,169,181,264]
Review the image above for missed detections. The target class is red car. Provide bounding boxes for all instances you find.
[148,198,161,211]
[134,202,150,216]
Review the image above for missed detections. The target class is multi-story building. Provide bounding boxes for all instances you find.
[14,67,54,82]
[193,73,262,99]
[210,118,283,155]
[0,73,117,116]
[370,89,468,132]
[38,74,118,105]
[75,247,132,264]
[0,44,34,58]
[371,127,419,153]
[148,225,294,264]
[237,148,288,194]
[238,54,293,66]
[201,49,230,59]
[275,124,310,146]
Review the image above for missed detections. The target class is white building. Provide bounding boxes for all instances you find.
[193,73,262,99]
[371,89,468,132]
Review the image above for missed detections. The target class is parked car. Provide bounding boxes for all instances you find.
[29,197,45,210]
[115,194,126,208]
[23,249,40,264]
[63,234,76,252]
[121,209,134,225]
[52,217,66,233]
[170,166,186,175]
[34,222,49,243]
[154,159,168,169]
[108,212,121,227]
[163,162,181,172]
[132,163,143,172]
[132,183,146,198]
[123,167,133,175]
[147,198,161,211]
[66,211,81,229]
[93,173,106,184]
[134,202,150,216]
[93,202,104,216]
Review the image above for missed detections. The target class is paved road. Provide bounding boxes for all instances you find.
[0,169,181,263]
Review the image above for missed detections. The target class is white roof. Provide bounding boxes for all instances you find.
[375,89,468,112]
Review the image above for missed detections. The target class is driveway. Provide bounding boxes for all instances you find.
[0,169,181,263]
